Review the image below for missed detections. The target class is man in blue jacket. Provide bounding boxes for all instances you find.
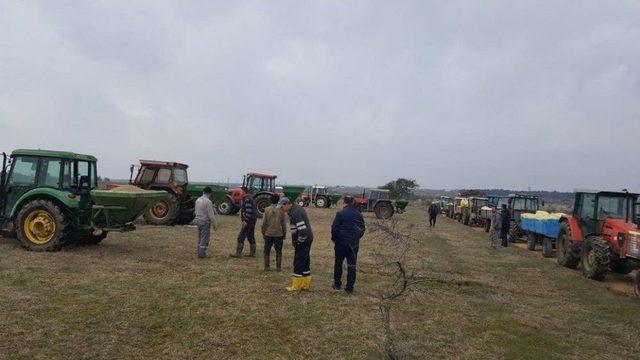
[230,189,257,257]
[331,196,366,294]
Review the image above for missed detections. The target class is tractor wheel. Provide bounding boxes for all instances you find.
[144,193,180,225]
[541,237,554,258]
[610,257,633,275]
[556,222,579,269]
[526,232,536,251]
[254,194,272,216]
[634,272,640,298]
[580,236,611,281]
[16,199,70,251]
[356,204,366,213]
[508,222,520,243]
[315,196,328,208]
[374,202,395,219]
[217,197,236,216]
[297,200,306,207]
[484,220,490,233]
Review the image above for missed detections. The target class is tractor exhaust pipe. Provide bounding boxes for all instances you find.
[1,152,7,188]
[129,164,135,184]
[623,189,630,223]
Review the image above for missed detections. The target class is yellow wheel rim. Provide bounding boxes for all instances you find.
[151,201,169,219]
[23,210,57,245]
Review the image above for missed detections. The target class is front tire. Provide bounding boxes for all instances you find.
[581,236,611,281]
[254,194,272,216]
[374,202,394,219]
[556,222,579,269]
[217,196,235,216]
[508,222,521,243]
[16,199,69,251]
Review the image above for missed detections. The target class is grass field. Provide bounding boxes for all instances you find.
[1,204,640,359]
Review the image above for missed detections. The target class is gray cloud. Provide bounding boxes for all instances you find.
[1,1,639,192]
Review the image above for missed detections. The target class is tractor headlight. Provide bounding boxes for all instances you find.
[617,233,626,248]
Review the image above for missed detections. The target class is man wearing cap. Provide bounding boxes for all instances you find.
[194,186,218,258]
[331,196,366,294]
[280,198,314,291]
[231,188,257,258]
[261,194,288,271]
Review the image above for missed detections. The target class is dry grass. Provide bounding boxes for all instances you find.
[1,205,640,359]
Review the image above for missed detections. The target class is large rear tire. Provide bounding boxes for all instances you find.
[315,196,328,208]
[610,257,633,275]
[144,193,180,225]
[556,222,579,269]
[374,202,394,219]
[581,236,610,281]
[217,196,235,216]
[16,199,69,252]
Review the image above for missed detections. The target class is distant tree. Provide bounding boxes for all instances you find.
[459,189,484,197]
[380,178,419,199]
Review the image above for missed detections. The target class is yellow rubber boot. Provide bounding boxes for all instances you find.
[301,276,312,291]
[286,277,303,292]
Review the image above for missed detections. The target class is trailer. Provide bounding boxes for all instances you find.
[520,211,564,258]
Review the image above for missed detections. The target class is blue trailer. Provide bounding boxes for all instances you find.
[520,215,562,258]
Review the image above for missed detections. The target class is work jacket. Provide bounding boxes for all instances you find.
[261,204,287,238]
[241,194,256,223]
[331,205,366,248]
[289,203,313,243]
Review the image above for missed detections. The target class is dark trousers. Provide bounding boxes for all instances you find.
[236,219,256,249]
[334,243,359,291]
[500,229,508,247]
[264,236,283,269]
[293,239,312,277]
[429,215,437,227]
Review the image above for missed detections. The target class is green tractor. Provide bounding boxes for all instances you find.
[0,149,165,251]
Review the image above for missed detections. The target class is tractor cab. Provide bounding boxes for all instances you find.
[571,191,638,238]
[131,160,189,195]
[354,189,395,219]
[1,150,98,222]
[468,197,488,213]
[509,194,539,220]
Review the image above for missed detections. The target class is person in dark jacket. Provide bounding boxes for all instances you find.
[331,196,366,294]
[281,198,314,291]
[428,202,439,227]
[230,189,257,257]
[500,204,511,247]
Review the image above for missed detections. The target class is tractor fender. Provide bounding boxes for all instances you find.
[559,215,583,242]
[10,188,80,219]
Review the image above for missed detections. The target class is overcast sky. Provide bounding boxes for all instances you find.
[1,1,639,192]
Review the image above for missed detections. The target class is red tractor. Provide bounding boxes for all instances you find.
[354,189,395,219]
[555,190,640,294]
[217,173,278,216]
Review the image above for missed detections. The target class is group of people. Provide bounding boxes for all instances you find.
[489,204,511,248]
[193,187,366,294]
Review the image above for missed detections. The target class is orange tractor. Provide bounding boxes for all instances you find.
[217,173,277,216]
[555,190,640,295]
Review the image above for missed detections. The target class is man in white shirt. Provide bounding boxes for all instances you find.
[194,187,218,258]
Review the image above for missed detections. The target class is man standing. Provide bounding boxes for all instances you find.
[194,187,218,258]
[331,196,366,294]
[230,188,257,258]
[261,195,287,271]
[428,202,439,227]
[281,198,314,292]
[489,207,501,249]
[500,204,511,247]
